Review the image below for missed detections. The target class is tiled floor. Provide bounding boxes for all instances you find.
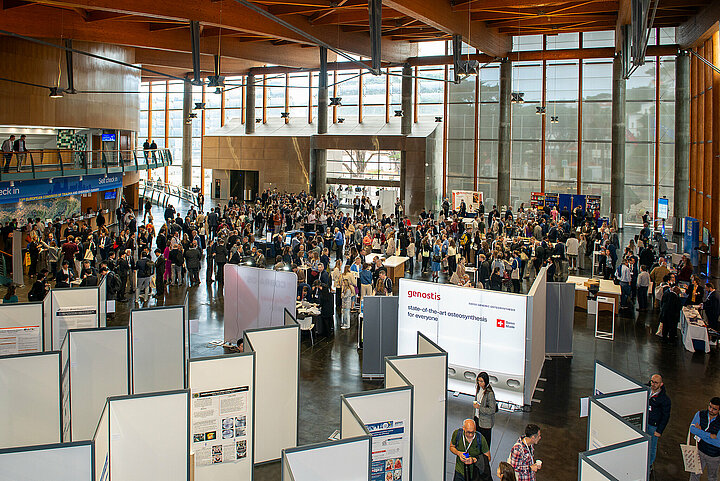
[23,200,716,480]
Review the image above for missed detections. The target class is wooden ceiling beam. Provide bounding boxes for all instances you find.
[134,47,260,74]
[381,0,511,56]
[455,0,612,10]
[677,0,720,47]
[488,14,617,29]
[1,0,33,9]
[471,3,620,21]
[615,0,631,51]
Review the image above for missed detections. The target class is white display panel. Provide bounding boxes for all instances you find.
[595,389,649,432]
[525,267,547,403]
[342,387,413,481]
[386,354,447,481]
[0,441,93,481]
[67,328,129,441]
[284,308,297,326]
[0,303,43,354]
[594,361,644,396]
[189,354,255,481]
[51,288,100,350]
[43,292,52,352]
[244,325,299,463]
[397,279,528,403]
[283,437,371,481]
[580,458,615,481]
[584,439,649,481]
[224,264,297,341]
[0,352,61,449]
[183,292,190,362]
[588,399,644,450]
[130,306,186,394]
[417,332,444,356]
[94,403,109,481]
[341,399,371,439]
[109,391,190,481]
[98,275,107,328]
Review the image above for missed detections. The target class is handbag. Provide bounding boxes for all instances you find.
[432,255,441,263]
[681,429,703,474]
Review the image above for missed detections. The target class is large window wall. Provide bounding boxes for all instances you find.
[138,30,676,222]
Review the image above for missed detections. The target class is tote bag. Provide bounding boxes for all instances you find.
[681,429,703,475]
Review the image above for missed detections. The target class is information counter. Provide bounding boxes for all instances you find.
[680,306,710,353]
[566,276,621,313]
[383,256,408,294]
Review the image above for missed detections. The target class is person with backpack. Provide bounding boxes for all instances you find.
[135,249,154,303]
[449,418,491,481]
[99,265,121,302]
[473,372,497,448]
[509,424,543,481]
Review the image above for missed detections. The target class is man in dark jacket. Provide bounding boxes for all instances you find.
[116,252,130,301]
[135,250,154,303]
[704,282,720,331]
[28,269,49,302]
[689,397,720,481]
[154,249,166,298]
[212,240,228,284]
[184,241,202,286]
[647,374,671,468]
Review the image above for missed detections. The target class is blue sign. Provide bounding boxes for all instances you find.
[657,198,669,219]
[684,216,700,267]
[0,174,122,205]
[101,133,116,142]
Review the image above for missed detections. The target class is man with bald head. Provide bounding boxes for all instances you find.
[449,418,491,481]
[647,373,671,469]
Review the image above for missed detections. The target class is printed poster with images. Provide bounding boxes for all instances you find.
[366,420,405,481]
[55,306,97,349]
[192,386,249,466]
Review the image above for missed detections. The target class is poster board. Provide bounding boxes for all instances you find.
[223,264,297,342]
[362,296,399,378]
[43,292,52,352]
[341,386,413,481]
[97,275,107,327]
[593,360,645,396]
[587,398,646,450]
[183,292,190,362]
[50,288,100,350]
[244,325,299,463]
[0,302,44,354]
[397,278,530,405]
[284,308,298,326]
[130,306,186,394]
[0,352,61,449]
[581,438,650,481]
[108,390,190,481]
[65,327,129,441]
[594,388,649,432]
[188,353,255,481]
[385,350,447,481]
[525,267,547,404]
[93,402,109,481]
[452,190,483,212]
[0,441,93,481]
[282,437,372,481]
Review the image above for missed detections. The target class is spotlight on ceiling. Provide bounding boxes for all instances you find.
[255,118,262,123]
[337,118,345,123]
[206,75,225,88]
[280,112,290,119]
[329,97,342,106]
[511,92,524,104]
[49,87,63,99]
[188,112,198,119]
[456,60,480,81]
[551,116,559,123]
[194,102,206,110]
[435,116,443,122]
[536,106,546,115]
[214,87,222,95]
[394,110,403,117]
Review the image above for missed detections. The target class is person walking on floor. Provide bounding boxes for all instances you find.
[449,419,491,481]
[2,135,14,173]
[473,372,497,449]
[340,278,353,329]
[689,397,720,481]
[135,249,154,303]
[647,374,671,470]
[509,424,543,481]
[637,264,650,311]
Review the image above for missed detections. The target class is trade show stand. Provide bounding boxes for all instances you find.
[680,306,710,353]
[566,276,621,314]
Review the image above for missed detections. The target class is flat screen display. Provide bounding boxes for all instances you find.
[657,198,669,220]
[104,191,117,200]
[101,133,116,142]
[703,227,710,246]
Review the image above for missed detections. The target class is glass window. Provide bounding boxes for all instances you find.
[546,61,579,101]
[581,31,614,48]
[418,40,447,57]
[582,61,612,101]
[546,33,579,50]
[511,140,541,180]
[513,35,543,52]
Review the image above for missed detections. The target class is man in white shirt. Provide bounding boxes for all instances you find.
[2,135,15,173]
[637,264,651,311]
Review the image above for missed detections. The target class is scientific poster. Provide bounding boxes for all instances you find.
[0,325,41,355]
[55,306,97,349]
[192,386,249,467]
[366,420,405,481]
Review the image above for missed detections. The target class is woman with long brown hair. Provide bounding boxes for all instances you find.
[473,371,497,448]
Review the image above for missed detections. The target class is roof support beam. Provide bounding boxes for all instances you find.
[677,0,720,47]
[381,0,510,56]
[615,0,631,51]
[133,48,259,74]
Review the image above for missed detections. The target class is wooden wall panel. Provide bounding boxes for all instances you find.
[704,39,713,231]
[697,45,705,218]
[713,32,720,256]
[0,38,139,131]
[690,49,698,217]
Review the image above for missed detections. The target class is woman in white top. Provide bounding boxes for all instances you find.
[473,371,497,448]
[566,233,579,272]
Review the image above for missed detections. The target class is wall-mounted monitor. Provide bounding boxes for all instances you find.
[101,133,116,142]
[104,191,117,200]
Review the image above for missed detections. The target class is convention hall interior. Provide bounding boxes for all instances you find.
[0,0,719,480]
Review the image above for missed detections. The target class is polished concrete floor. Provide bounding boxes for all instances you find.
[24,202,718,480]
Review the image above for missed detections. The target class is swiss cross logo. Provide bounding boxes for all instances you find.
[497,319,505,328]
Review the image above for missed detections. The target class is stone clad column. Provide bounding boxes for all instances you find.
[610,54,626,227]
[245,73,255,135]
[400,63,413,204]
[496,58,511,208]
[182,75,192,188]
[673,51,690,234]
[315,47,329,196]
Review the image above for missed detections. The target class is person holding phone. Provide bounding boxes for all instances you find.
[449,419,491,481]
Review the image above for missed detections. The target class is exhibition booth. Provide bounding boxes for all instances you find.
[397,268,548,407]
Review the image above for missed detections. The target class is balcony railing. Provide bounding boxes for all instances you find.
[0,148,172,180]
[140,179,198,208]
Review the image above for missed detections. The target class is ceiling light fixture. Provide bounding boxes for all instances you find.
[337,118,345,123]
[329,97,342,106]
[511,92,524,104]
[435,116,443,122]
[49,87,63,98]
[536,106,546,115]
[255,118,262,123]
[394,110,403,117]
[214,87,222,95]
[551,116,559,123]
[194,102,206,110]
[280,112,290,118]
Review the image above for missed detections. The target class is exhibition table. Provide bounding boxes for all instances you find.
[464,266,478,286]
[566,276,620,313]
[671,253,684,266]
[383,256,408,294]
[680,306,710,353]
[365,253,384,265]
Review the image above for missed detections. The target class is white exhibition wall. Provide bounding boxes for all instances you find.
[0,352,61,449]
[282,437,371,481]
[66,327,129,441]
[595,389,649,432]
[223,265,297,342]
[189,353,255,481]
[594,360,644,396]
[130,306,186,394]
[284,308,297,326]
[43,292,52,351]
[587,399,644,450]
[108,391,190,481]
[0,303,44,354]
[98,275,107,327]
[93,403,109,481]
[385,351,447,481]
[51,288,100,350]
[183,292,190,361]
[579,458,615,481]
[525,267,547,403]
[341,387,413,481]
[397,277,541,405]
[341,399,370,440]
[584,439,649,481]
[0,442,93,481]
[244,325,299,463]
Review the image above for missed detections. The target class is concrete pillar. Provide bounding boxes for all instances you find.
[400,63,413,205]
[674,51,690,234]
[315,47,329,197]
[181,76,192,189]
[496,58,511,209]
[610,54,626,227]
[245,73,255,135]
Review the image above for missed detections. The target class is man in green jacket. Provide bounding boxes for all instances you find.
[449,419,491,481]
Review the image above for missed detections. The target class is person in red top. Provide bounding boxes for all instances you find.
[61,235,79,264]
[509,424,542,481]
